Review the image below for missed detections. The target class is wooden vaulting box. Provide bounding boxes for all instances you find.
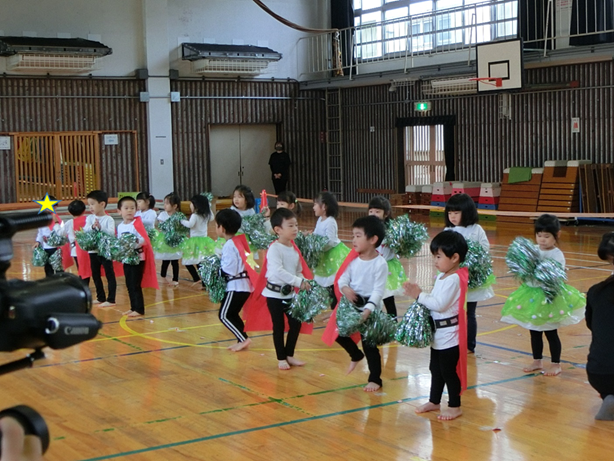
[537,160,591,213]
[498,167,543,224]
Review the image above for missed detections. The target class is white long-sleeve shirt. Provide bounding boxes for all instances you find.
[136,209,157,229]
[338,255,388,312]
[230,206,256,218]
[117,220,146,261]
[445,224,494,302]
[262,241,303,299]
[417,272,461,350]
[83,214,115,254]
[180,213,211,237]
[59,219,76,256]
[313,216,340,250]
[221,239,252,293]
[36,223,61,250]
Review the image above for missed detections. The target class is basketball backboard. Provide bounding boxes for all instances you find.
[476,39,523,93]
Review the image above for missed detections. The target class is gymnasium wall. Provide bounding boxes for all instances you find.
[337,60,614,203]
[0,78,149,202]
[170,80,327,200]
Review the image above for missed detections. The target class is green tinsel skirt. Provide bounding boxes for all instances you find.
[500,283,586,331]
[152,231,183,260]
[181,236,216,265]
[314,243,351,286]
[384,258,406,297]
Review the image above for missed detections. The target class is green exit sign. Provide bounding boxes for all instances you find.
[414,101,431,112]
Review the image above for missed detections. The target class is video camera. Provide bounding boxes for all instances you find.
[0,211,102,455]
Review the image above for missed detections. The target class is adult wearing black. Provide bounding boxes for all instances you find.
[268,141,291,194]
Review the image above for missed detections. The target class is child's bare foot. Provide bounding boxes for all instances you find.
[92,300,102,305]
[595,395,614,421]
[278,360,291,370]
[286,356,305,367]
[523,359,543,373]
[347,359,363,375]
[543,363,561,376]
[363,382,381,392]
[122,309,133,315]
[415,402,440,414]
[100,301,115,307]
[228,338,251,352]
[438,407,463,421]
[127,311,143,318]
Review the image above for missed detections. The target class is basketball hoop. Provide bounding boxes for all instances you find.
[469,77,503,88]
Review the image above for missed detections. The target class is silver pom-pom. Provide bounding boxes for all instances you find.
[395,301,433,348]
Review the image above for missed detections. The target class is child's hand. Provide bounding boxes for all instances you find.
[341,286,357,303]
[32,243,39,250]
[42,236,48,243]
[300,280,311,291]
[303,230,313,235]
[403,281,422,299]
[260,206,271,218]
[360,309,372,322]
[92,219,101,230]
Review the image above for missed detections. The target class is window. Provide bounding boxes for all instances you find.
[353,0,519,57]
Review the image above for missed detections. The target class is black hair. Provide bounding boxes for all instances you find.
[444,193,479,227]
[597,232,614,262]
[275,141,284,150]
[164,192,181,209]
[270,208,296,231]
[430,230,468,263]
[117,196,137,209]
[314,191,339,218]
[352,215,386,248]
[368,196,392,222]
[190,194,211,218]
[535,214,561,242]
[67,199,86,217]
[215,208,242,235]
[86,190,108,206]
[233,185,255,210]
[136,191,156,210]
[277,190,301,216]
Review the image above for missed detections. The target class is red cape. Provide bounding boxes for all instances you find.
[231,234,260,287]
[73,215,92,279]
[133,217,159,289]
[244,241,314,333]
[321,250,362,346]
[456,266,469,395]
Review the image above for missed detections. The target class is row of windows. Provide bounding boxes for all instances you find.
[353,0,517,58]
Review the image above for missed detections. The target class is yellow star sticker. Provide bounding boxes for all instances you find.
[34,193,60,214]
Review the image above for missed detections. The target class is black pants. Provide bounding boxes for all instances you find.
[90,253,116,303]
[272,177,288,195]
[160,259,179,281]
[185,264,201,282]
[124,262,145,314]
[336,335,383,386]
[530,329,561,362]
[267,297,301,361]
[466,301,477,352]
[429,345,461,408]
[73,256,90,286]
[383,296,397,318]
[587,371,614,399]
[43,248,62,277]
[219,291,250,342]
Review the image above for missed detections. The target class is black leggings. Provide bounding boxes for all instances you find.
[124,262,145,314]
[160,260,179,281]
[90,253,116,303]
[219,291,250,342]
[185,264,201,283]
[587,371,614,400]
[383,296,397,318]
[336,335,382,386]
[430,346,461,407]
[267,297,301,361]
[466,301,478,352]
[530,329,561,363]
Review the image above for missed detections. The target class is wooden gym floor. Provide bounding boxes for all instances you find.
[1,209,613,460]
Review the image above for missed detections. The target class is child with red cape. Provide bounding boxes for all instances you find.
[244,208,313,370]
[403,230,469,421]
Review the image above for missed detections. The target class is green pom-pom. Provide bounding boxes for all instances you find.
[336,296,364,337]
[32,246,48,266]
[288,282,332,323]
[97,233,117,260]
[75,230,99,251]
[146,226,157,242]
[383,215,428,258]
[506,237,566,303]
[295,232,328,269]
[198,255,227,303]
[360,309,397,346]
[395,301,433,348]
[46,230,68,247]
[460,240,494,289]
[159,212,189,247]
[241,214,277,250]
[112,233,141,265]
[49,248,64,272]
[201,191,214,204]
